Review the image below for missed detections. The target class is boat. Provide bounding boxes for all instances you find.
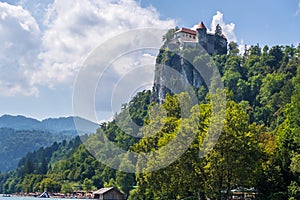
[39,191,50,198]
[2,194,11,197]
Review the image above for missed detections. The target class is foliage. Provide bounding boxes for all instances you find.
[0,41,300,199]
[0,128,73,172]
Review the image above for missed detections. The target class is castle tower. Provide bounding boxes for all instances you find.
[196,21,207,49]
[215,24,222,36]
[214,24,228,54]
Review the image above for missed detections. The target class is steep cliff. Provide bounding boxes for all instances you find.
[152,32,211,103]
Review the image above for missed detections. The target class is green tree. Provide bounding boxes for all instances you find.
[61,182,73,194]
[39,178,61,193]
[203,101,261,199]
[133,97,262,200]
[82,178,94,192]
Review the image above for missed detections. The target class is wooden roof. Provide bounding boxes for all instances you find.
[93,187,124,195]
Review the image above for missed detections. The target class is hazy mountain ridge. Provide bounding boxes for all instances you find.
[0,115,99,134]
[1,40,299,199]
[0,115,99,172]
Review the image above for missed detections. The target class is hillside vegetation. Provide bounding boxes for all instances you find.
[0,31,299,199]
[0,116,98,172]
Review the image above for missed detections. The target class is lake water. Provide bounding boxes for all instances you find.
[0,196,76,200]
[0,198,39,200]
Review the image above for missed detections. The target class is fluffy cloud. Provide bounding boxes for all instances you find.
[296,2,300,15]
[210,12,247,54]
[210,11,236,42]
[191,11,236,42]
[34,0,175,87]
[0,0,175,96]
[95,50,157,112]
[73,28,166,121]
[18,0,53,26]
[0,2,40,96]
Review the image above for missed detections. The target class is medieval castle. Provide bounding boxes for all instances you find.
[152,22,228,103]
[172,21,228,55]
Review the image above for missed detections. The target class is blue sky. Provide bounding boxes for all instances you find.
[0,0,299,122]
[140,0,300,46]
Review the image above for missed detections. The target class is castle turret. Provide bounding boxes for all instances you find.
[153,21,228,103]
[214,24,228,54]
[196,21,207,49]
[196,21,206,29]
[171,20,227,55]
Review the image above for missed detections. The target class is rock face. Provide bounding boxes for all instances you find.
[152,26,227,103]
[152,47,206,103]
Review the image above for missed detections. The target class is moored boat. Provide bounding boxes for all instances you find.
[39,191,50,198]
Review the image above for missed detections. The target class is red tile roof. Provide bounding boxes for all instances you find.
[177,28,197,35]
[221,34,227,40]
[196,21,206,29]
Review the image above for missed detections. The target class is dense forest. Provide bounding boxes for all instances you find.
[0,128,74,172]
[0,29,299,200]
[0,116,98,172]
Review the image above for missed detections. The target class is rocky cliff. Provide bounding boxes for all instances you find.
[152,43,210,103]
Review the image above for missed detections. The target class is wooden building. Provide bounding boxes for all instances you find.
[230,187,257,199]
[93,187,125,200]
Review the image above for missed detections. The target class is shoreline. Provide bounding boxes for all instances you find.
[4,193,94,199]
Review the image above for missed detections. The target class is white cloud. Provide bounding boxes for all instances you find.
[210,11,236,42]
[296,2,300,15]
[237,40,251,55]
[0,2,40,96]
[0,0,175,96]
[33,0,175,87]
[99,50,156,101]
[18,0,53,26]
[71,26,166,121]
[191,11,236,42]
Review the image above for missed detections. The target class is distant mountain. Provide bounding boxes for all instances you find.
[41,116,99,134]
[0,115,99,135]
[0,115,99,172]
[0,128,68,172]
[0,115,40,130]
